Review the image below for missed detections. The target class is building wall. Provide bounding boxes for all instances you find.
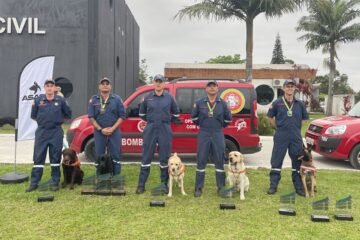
[0,0,139,120]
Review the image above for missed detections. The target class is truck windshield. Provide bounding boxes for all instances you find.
[347,101,360,117]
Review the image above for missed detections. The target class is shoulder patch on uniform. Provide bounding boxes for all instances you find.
[193,103,196,108]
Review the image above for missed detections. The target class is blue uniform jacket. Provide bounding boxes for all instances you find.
[191,96,232,130]
[267,97,309,131]
[139,91,179,123]
[88,94,126,128]
[31,94,72,129]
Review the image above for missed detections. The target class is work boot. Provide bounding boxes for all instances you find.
[194,188,202,197]
[25,184,38,192]
[162,183,169,195]
[296,189,305,197]
[267,187,277,195]
[135,186,145,194]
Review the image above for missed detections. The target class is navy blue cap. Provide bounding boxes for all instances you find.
[206,80,218,87]
[283,79,296,86]
[99,77,111,84]
[153,74,165,82]
[44,79,55,85]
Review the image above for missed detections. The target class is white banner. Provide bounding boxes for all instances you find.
[17,56,55,141]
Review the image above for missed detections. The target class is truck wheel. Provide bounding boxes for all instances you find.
[84,138,96,162]
[349,144,360,169]
[225,139,239,163]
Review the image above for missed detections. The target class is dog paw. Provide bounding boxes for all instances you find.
[167,193,172,197]
[182,192,187,196]
[240,195,245,200]
[70,186,74,190]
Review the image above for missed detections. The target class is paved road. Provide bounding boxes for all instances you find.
[0,134,356,171]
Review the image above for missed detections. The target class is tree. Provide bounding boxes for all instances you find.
[206,54,245,63]
[313,72,355,95]
[175,0,301,82]
[270,33,285,63]
[139,58,150,85]
[296,0,360,115]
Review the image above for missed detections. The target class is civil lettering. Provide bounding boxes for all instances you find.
[0,17,46,35]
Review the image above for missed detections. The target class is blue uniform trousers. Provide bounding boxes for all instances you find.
[94,129,122,175]
[269,130,303,190]
[30,127,63,186]
[195,129,225,190]
[137,123,172,187]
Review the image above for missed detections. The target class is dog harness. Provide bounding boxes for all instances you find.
[300,165,316,174]
[63,159,81,167]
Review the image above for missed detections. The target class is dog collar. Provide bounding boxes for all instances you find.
[63,159,81,167]
[300,165,316,173]
[230,169,246,174]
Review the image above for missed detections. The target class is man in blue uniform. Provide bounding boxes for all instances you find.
[135,74,180,194]
[26,79,72,192]
[88,77,126,175]
[267,79,309,196]
[191,80,232,197]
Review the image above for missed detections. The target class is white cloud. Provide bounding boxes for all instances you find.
[127,0,360,91]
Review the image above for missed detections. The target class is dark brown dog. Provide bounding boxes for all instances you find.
[62,148,84,189]
[298,145,317,198]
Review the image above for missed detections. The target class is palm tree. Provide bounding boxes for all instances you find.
[296,0,360,115]
[175,0,300,82]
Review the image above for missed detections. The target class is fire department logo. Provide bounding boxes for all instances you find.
[220,89,245,114]
[234,119,247,131]
[137,120,147,132]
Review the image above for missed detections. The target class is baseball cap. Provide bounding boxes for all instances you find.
[153,74,165,82]
[283,79,296,86]
[206,80,218,87]
[44,79,55,85]
[99,77,111,84]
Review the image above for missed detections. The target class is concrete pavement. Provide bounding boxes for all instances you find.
[0,134,355,170]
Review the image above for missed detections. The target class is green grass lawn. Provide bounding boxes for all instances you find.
[0,164,358,239]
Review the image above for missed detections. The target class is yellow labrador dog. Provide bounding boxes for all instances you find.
[227,151,249,200]
[167,153,186,197]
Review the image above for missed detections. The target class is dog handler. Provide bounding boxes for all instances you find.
[267,79,309,196]
[191,80,232,197]
[88,77,126,175]
[26,79,72,192]
[135,74,180,194]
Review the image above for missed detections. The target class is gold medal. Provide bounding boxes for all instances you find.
[282,97,294,117]
[100,96,108,115]
[207,101,216,118]
[100,108,105,114]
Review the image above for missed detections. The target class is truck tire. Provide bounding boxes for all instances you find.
[349,144,360,169]
[84,138,96,162]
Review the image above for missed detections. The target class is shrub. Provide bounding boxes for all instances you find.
[258,113,274,136]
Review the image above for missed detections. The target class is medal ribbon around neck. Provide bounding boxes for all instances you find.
[207,101,217,114]
[282,97,293,112]
[100,96,109,111]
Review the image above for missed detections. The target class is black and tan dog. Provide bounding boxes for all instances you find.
[298,144,317,198]
[62,148,84,189]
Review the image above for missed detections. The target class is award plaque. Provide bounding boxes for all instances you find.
[311,197,330,222]
[150,183,166,207]
[111,175,126,196]
[95,173,112,196]
[81,174,97,195]
[37,181,54,202]
[335,195,353,221]
[278,192,296,216]
[219,187,236,210]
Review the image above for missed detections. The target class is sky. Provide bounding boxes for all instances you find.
[126,0,360,91]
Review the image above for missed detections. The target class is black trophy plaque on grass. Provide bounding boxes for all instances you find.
[150,183,166,207]
[219,187,236,210]
[278,192,296,216]
[311,197,330,222]
[335,195,353,221]
[37,181,54,202]
[111,175,126,196]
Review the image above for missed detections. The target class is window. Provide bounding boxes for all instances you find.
[126,89,168,117]
[256,85,274,106]
[176,87,251,114]
[54,77,73,98]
